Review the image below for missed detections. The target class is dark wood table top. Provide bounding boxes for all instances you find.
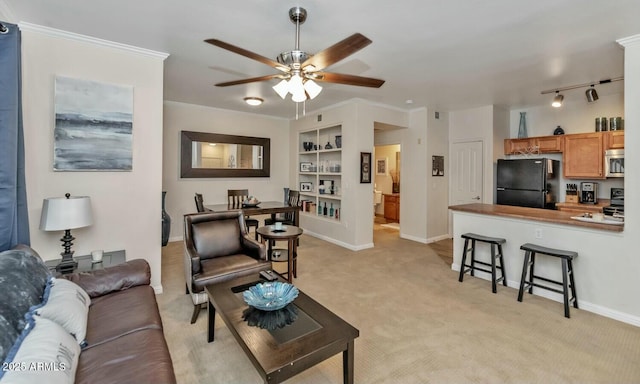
[205,274,359,383]
[256,225,303,240]
[206,201,300,216]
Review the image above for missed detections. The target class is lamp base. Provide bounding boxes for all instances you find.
[56,252,78,274]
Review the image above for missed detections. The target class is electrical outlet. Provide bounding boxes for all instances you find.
[535,228,543,239]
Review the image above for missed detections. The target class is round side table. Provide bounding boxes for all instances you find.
[256,225,303,283]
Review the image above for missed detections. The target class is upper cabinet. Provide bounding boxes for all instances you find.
[504,131,624,179]
[605,131,625,149]
[504,135,563,155]
[563,133,604,179]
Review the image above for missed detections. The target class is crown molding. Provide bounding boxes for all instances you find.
[18,22,169,60]
[617,34,640,48]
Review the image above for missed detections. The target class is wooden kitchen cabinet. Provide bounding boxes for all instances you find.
[535,135,564,153]
[383,194,400,222]
[504,135,563,155]
[504,138,535,155]
[563,132,604,179]
[605,131,624,149]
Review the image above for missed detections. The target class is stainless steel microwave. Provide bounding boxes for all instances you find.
[605,149,624,178]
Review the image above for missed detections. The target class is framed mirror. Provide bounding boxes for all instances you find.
[180,131,270,178]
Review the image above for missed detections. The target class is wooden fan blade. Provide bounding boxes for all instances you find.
[215,74,282,87]
[205,39,290,72]
[312,72,385,88]
[301,33,372,71]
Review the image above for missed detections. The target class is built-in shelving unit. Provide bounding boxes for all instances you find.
[298,125,342,222]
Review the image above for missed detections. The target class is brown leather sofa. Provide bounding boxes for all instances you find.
[65,259,176,384]
[184,210,271,323]
[0,245,176,384]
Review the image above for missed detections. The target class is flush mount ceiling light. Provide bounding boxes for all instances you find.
[552,92,564,108]
[541,77,623,107]
[243,97,263,106]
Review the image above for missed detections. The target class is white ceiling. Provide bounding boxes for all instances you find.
[3,0,639,119]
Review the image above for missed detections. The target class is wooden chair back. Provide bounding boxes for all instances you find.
[194,193,206,212]
[228,189,250,209]
[283,190,300,221]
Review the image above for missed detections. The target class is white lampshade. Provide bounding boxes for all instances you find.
[287,73,304,95]
[272,79,289,99]
[303,79,322,99]
[40,196,93,231]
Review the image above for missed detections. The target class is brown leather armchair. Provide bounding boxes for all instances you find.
[184,210,271,323]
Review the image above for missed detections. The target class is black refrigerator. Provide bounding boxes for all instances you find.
[496,158,559,209]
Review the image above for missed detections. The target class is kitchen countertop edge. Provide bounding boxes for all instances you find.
[449,203,623,233]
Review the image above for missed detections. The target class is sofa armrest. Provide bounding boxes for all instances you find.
[63,259,151,298]
[240,235,267,261]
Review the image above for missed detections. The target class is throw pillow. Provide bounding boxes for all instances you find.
[0,316,80,384]
[32,278,91,346]
[0,249,51,363]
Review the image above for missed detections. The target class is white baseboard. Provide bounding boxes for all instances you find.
[452,264,640,327]
[426,234,452,244]
[152,284,164,294]
[302,229,374,251]
[400,233,427,243]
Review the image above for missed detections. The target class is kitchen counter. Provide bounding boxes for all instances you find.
[555,199,610,213]
[448,203,623,232]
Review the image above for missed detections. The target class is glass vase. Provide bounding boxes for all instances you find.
[518,112,528,139]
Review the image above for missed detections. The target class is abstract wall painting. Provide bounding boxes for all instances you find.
[54,76,133,171]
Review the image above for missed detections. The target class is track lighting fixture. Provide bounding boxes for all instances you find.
[541,77,623,107]
[552,92,564,108]
[585,85,599,102]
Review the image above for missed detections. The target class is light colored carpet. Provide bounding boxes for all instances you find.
[157,228,640,383]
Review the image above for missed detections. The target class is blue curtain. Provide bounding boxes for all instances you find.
[0,21,30,251]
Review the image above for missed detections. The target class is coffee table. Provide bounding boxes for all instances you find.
[205,274,359,384]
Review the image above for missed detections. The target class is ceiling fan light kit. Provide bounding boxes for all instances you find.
[206,6,385,108]
[541,77,622,107]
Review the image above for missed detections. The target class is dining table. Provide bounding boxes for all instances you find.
[205,201,300,227]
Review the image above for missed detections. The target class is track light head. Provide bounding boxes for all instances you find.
[552,92,564,108]
[586,86,599,102]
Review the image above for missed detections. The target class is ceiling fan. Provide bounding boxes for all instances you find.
[205,6,385,103]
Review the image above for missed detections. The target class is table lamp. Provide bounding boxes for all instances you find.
[39,193,93,273]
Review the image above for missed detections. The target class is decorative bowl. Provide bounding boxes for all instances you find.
[243,282,299,311]
[242,200,260,208]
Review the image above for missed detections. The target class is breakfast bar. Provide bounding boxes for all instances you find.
[449,203,627,322]
[449,203,623,233]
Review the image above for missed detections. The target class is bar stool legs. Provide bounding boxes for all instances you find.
[517,243,578,318]
[458,233,507,293]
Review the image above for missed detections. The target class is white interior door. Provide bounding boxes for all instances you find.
[451,140,483,204]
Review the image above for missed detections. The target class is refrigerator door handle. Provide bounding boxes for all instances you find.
[497,187,505,191]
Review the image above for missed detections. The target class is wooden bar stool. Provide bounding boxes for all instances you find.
[458,233,507,293]
[517,243,578,318]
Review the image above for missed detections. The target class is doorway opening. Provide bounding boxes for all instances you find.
[373,144,401,236]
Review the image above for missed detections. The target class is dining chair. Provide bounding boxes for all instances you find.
[227,189,260,240]
[264,190,300,226]
[194,193,212,213]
